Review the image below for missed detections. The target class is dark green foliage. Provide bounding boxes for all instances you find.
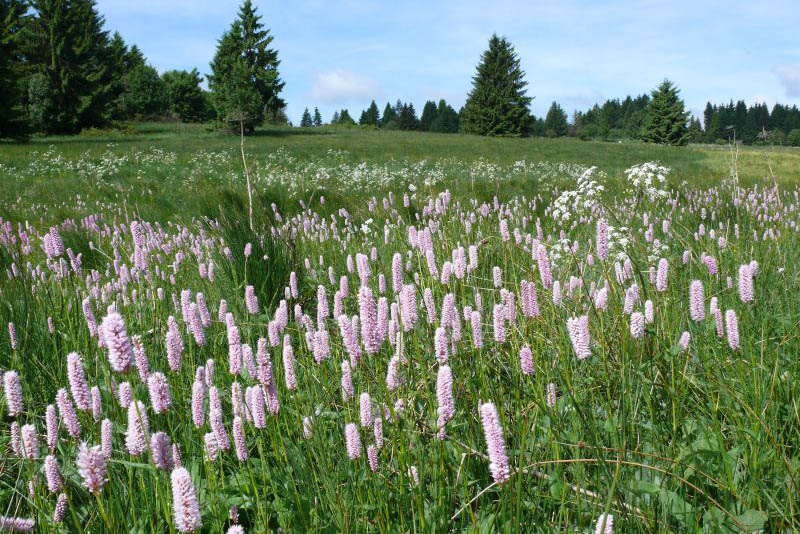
[26,73,54,132]
[208,0,284,132]
[24,0,118,133]
[265,105,289,126]
[162,69,209,122]
[359,100,380,126]
[336,109,355,125]
[0,0,27,138]
[788,129,800,147]
[687,117,703,143]
[300,107,313,127]
[118,63,167,118]
[313,107,322,127]
[641,79,689,146]
[703,100,798,144]
[380,102,397,127]
[544,101,568,137]
[430,99,460,133]
[419,100,437,131]
[573,94,650,140]
[396,102,419,130]
[461,34,532,136]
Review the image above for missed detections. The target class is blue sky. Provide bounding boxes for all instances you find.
[96,0,800,125]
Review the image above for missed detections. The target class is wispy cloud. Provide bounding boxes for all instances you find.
[774,65,800,98]
[308,70,383,105]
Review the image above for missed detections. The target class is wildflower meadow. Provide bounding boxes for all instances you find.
[1,138,799,533]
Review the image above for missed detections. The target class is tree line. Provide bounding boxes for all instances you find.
[0,0,287,138]
[0,0,217,137]
[300,99,460,133]
[3,0,799,146]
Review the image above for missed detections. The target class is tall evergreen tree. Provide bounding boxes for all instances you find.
[208,0,284,132]
[359,100,380,126]
[687,117,703,143]
[544,101,568,137]
[397,102,419,130]
[641,80,689,146]
[380,102,397,127]
[312,107,322,126]
[461,34,532,136]
[429,99,459,133]
[25,0,117,133]
[419,100,437,131]
[337,109,355,125]
[300,107,312,127]
[0,0,26,137]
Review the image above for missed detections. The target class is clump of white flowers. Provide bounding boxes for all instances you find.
[607,224,631,262]
[551,166,606,223]
[625,162,670,201]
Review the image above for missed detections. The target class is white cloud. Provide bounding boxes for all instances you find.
[775,65,800,98]
[308,70,383,105]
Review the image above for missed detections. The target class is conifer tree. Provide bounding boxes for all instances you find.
[397,102,419,130]
[338,109,355,125]
[25,0,117,133]
[313,107,322,126]
[381,102,397,127]
[641,79,689,145]
[208,0,284,132]
[544,101,568,137]
[430,99,459,133]
[687,117,703,143]
[300,107,312,127]
[0,0,26,137]
[419,100,438,131]
[461,34,532,136]
[360,100,380,126]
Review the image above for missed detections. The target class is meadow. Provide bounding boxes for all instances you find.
[0,125,799,533]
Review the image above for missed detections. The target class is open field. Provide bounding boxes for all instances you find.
[1,126,799,533]
[2,123,800,225]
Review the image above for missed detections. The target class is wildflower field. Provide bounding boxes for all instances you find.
[1,128,799,533]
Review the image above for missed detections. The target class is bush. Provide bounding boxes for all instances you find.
[788,129,800,147]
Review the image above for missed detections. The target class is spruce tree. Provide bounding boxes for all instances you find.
[544,101,568,137]
[25,0,117,133]
[208,0,284,132]
[361,100,380,126]
[300,107,312,127]
[641,80,689,146]
[397,103,419,130]
[419,100,437,131]
[313,107,322,127]
[461,34,532,136]
[687,117,703,143]
[0,0,26,138]
[381,102,397,127]
[430,99,459,133]
[338,109,355,125]
[331,110,340,124]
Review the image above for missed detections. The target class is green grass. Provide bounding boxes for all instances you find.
[0,123,798,533]
[2,122,798,229]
